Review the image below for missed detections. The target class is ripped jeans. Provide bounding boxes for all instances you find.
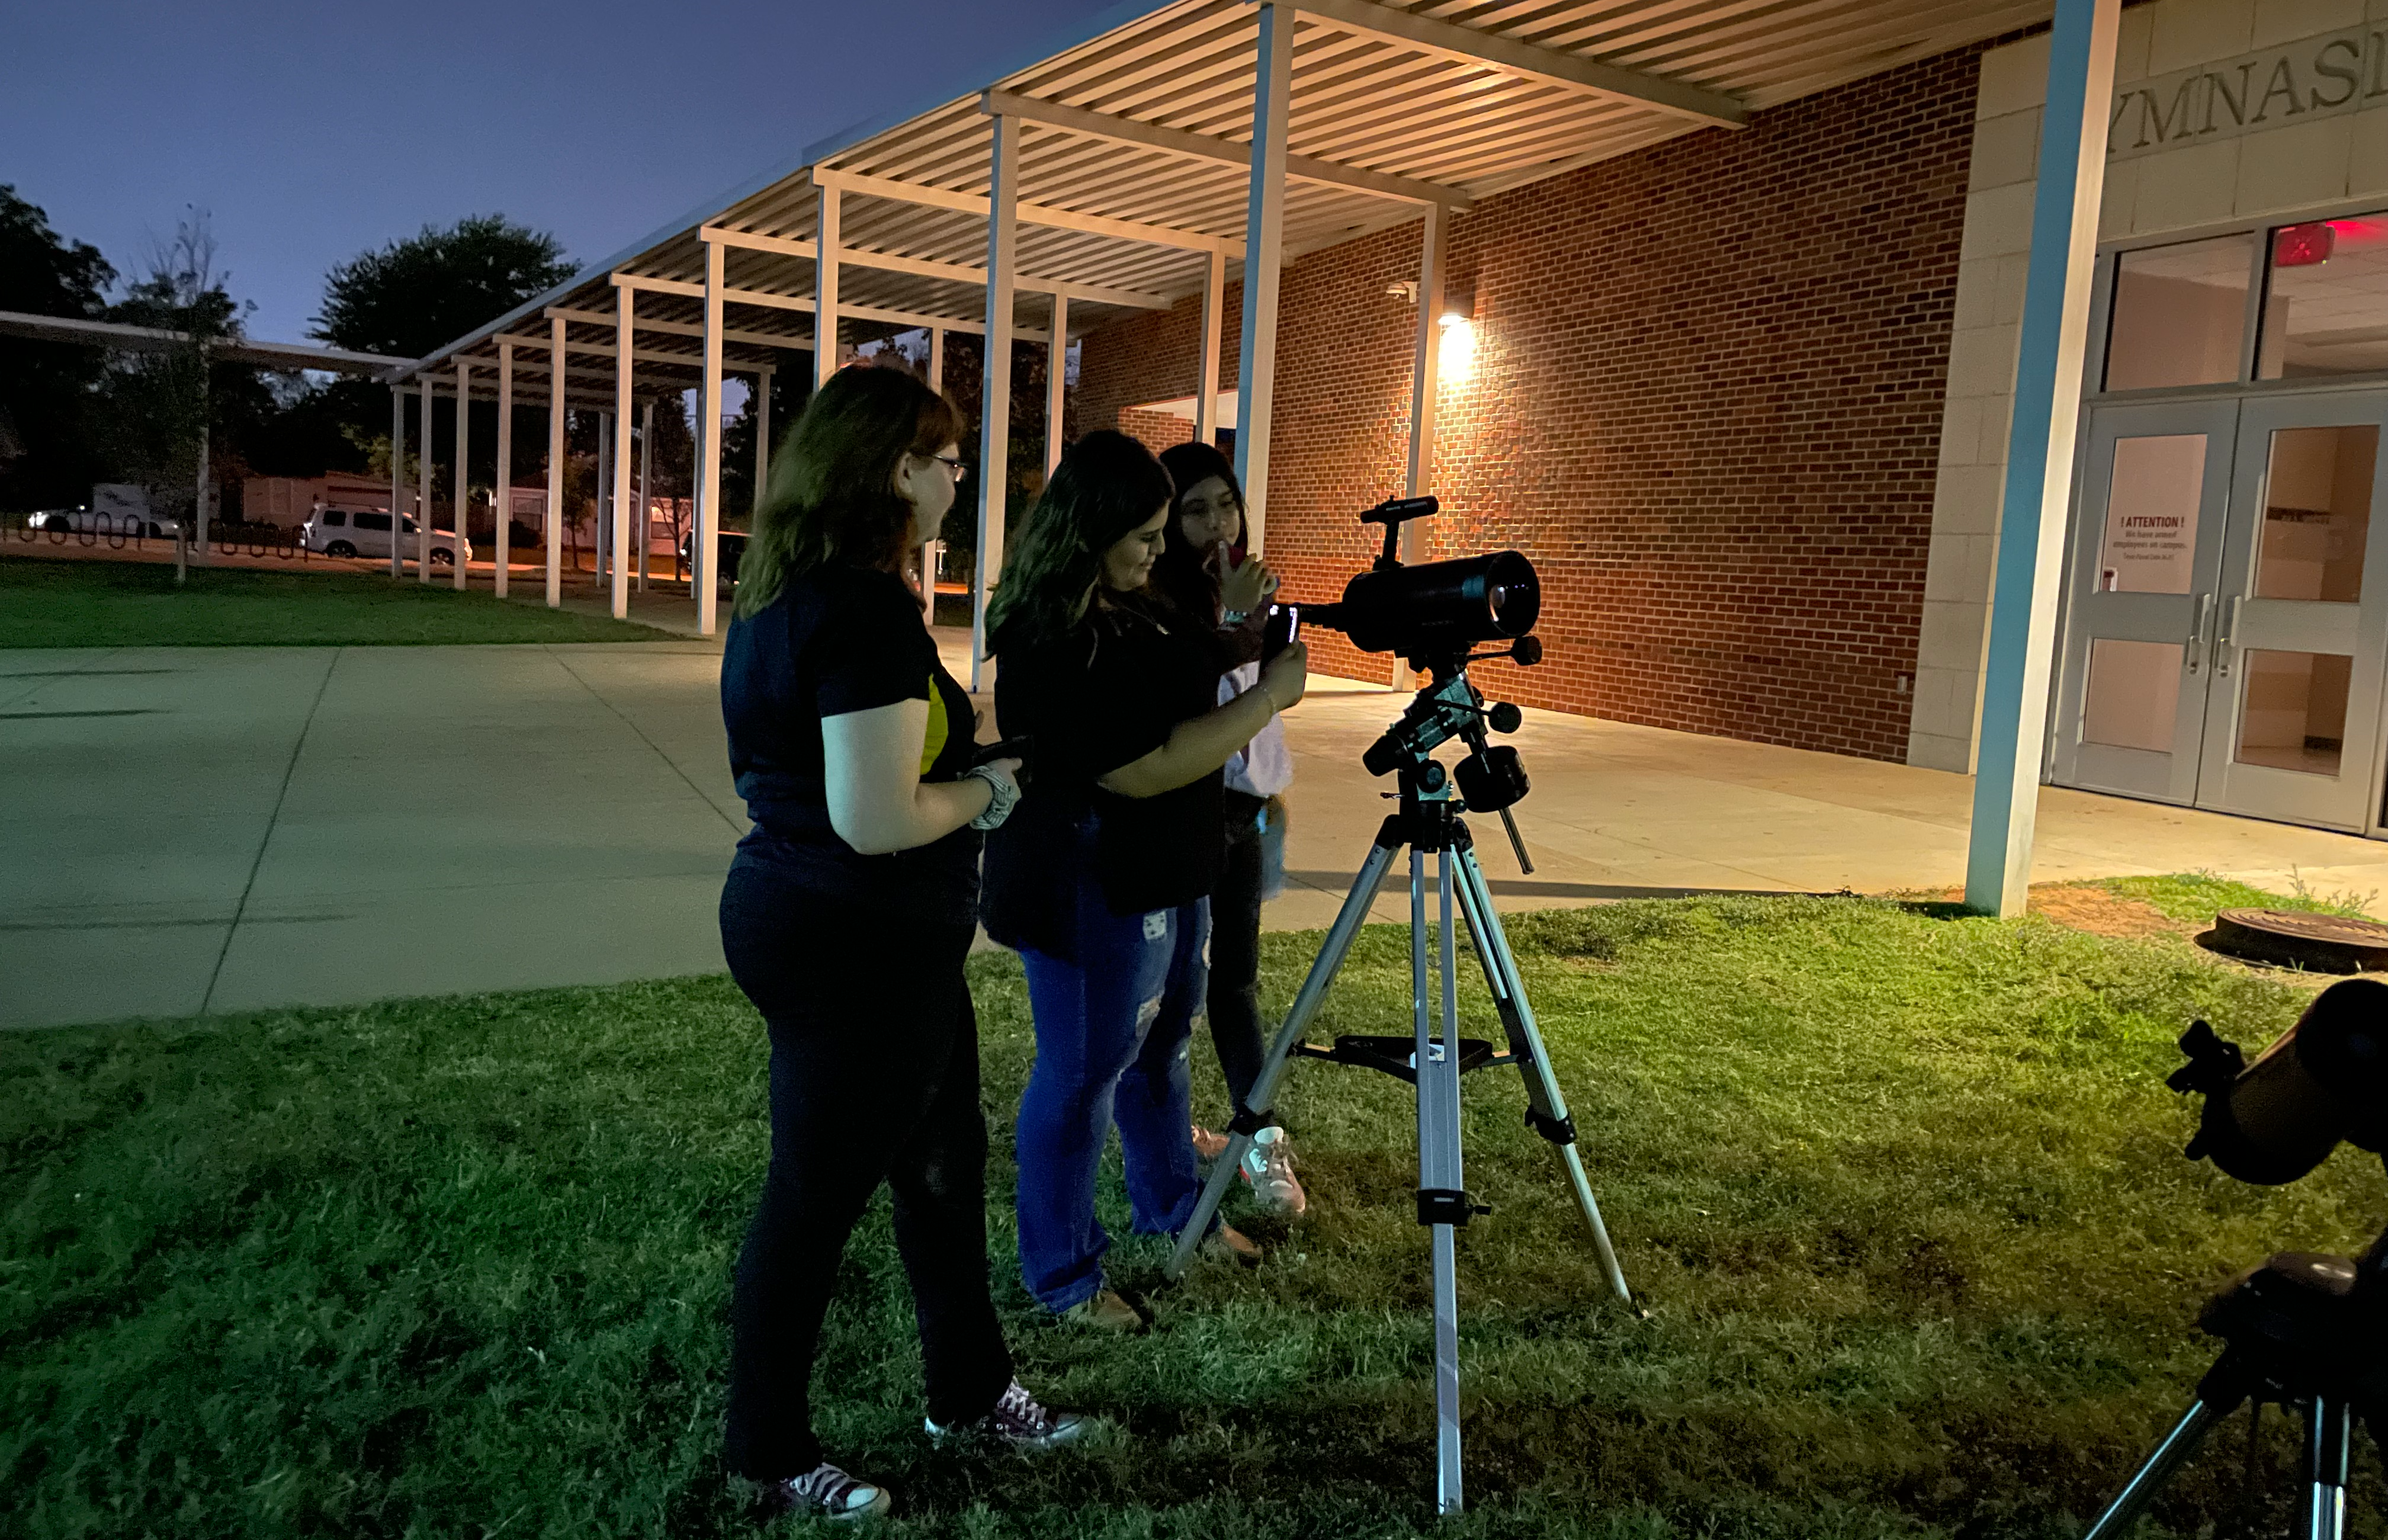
[1014,864,1211,1313]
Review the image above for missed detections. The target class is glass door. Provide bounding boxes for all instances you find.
[2049,401,2238,802]
[2191,392,2388,830]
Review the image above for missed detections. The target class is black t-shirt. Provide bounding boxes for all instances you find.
[981,595,1226,955]
[720,563,980,924]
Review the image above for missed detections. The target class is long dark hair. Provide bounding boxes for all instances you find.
[734,365,966,619]
[987,429,1175,652]
[1152,439,1244,623]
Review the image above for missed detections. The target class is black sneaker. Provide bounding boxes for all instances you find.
[925,1379,1094,1450]
[753,1461,892,1522]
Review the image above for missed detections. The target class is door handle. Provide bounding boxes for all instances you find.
[2214,595,2242,678]
[2187,592,2213,675]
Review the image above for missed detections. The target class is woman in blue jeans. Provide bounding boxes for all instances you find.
[981,431,1309,1330]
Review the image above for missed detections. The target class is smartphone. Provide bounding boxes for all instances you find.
[970,735,1033,769]
[1262,603,1301,663]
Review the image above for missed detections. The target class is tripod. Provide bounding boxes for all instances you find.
[2081,1220,2385,1539]
[1163,666,1636,1515]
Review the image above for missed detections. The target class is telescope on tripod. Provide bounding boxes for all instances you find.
[2081,978,2387,1540]
[1167,495,1637,1516]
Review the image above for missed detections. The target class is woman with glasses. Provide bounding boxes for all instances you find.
[716,365,1081,1523]
[980,430,1308,1331]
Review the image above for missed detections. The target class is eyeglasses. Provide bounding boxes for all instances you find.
[930,454,968,483]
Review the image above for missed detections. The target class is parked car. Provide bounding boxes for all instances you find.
[678,527,749,589]
[302,508,471,565]
[27,507,182,539]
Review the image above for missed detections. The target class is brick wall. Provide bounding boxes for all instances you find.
[1118,406,1196,454]
[1077,44,1986,761]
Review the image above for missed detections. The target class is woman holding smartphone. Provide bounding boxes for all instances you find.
[1151,440,1305,1217]
[981,430,1308,1330]
[717,366,1082,1522]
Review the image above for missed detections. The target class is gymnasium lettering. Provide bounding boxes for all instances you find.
[2107,30,2387,162]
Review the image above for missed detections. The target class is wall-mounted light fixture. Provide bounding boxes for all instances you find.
[1439,275,1477,386]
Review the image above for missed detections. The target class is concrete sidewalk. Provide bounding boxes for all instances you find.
[8,641,2386,1029]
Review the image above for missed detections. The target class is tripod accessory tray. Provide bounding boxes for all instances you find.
[1295,1033,1507,1083]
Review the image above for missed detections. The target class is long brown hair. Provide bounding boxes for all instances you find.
[986,429,1176,652]
[1152,439,1244,623]
[734,364,965,619]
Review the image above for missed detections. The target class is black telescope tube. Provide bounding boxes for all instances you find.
[1305,550,1539,658]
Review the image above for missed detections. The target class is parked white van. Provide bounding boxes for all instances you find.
[301,508,471,565]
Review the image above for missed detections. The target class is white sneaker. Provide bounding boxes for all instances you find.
[1240,1125,1307,1216]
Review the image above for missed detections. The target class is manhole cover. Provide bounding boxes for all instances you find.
[2200,909,2388,973]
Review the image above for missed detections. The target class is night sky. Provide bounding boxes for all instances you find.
[4,0,1122,345]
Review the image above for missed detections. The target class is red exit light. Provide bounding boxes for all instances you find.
[2274,222,2336,267]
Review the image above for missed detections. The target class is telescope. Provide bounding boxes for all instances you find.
[1288,496,1543,673]
[2080,979,2387,1540]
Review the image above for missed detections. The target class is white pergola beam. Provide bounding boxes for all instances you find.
[592,277,1051,341]
[981,88,1469,208]
[816,185,842,389]
[548,306,800,352]
[547,314,565,607]
[974,114,1021,692]
[1235,3,1293,555]
[812,165,1241,257]
[1195,247,1225,447]
[452,361,471,592]
[697,236,726,637]
[1963,0,2120,917]
[387,387,405,580]
[708,222,1173,311]
[611,283,635,619]
[495,341,513,599]
[1294,0,1747,130]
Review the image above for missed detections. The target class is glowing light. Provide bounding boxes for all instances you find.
[2275,222,2336,267]
[1439,312,1475,384]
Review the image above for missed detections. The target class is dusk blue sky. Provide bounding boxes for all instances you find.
[4,0,1121,345]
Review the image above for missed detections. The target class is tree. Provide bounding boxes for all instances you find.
[313,214,574,359]
[0,185,114,511]
[95,211,246,580]
[309,215,576,511]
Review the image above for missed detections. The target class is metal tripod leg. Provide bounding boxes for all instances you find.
[2302,1396,2352,1540]
[2081,1384,2236,1539]
[1416,848,1466,1515]
[1166,835,1400,1278]
[1448,845,1635,1308]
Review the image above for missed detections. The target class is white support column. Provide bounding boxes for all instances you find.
[923,328,945,614]
[814,184,840,392]
[1234,0,1293,554]
[596,411,612,588]
[696,236,726,636]
[973,112,1022,691]
[1045,293,1068,476]
[452,361,471,591]
[417,381,434,582]
[495,342,513,598]
[389,386,405,580]
[611,281,634,620]
[1963,0,2121,918]
[1392,203,1449,692]
[1195,247,1227,447]
[753,368,772,514]
[546,315,566,608]
[638,398,653,594]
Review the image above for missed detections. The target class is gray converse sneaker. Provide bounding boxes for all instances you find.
[1240,1125,1307,1216]
[755,1460,892,1522]
[926,1379,1093,1451]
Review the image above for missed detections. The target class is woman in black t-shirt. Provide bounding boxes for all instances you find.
[717,367,1081,1523]
[981,431,1308,1330]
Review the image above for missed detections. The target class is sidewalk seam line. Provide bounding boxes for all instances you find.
[199,647,342,1014]
[544,646,744,834]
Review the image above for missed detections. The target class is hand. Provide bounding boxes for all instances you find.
[1219,551,1273,616]
[983,756,1023,794]
[1259,640,1308,711]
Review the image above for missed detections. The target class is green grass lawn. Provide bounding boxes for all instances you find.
[0,557,674,647]
[7,883,2384,1538]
